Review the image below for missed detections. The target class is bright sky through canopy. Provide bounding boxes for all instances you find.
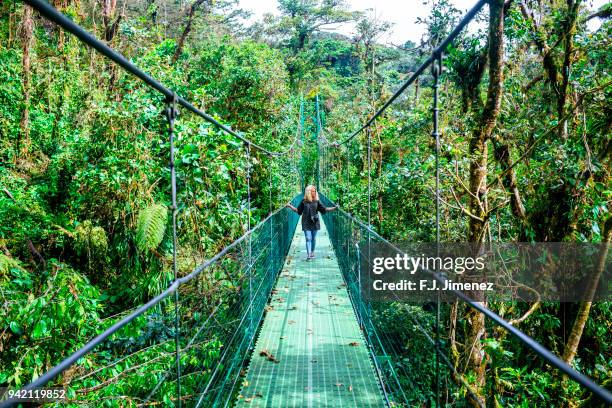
[239,0,607,45]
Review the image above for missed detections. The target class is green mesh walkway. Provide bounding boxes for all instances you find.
[236,223,386,408]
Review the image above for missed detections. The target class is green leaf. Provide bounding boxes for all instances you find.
[32,320,47,339]
[136,204,168,252]
[9,321,20,335]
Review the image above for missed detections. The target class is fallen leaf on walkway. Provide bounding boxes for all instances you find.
[259,349,279,363]
[244,392,263,403]
[288,320,296,324]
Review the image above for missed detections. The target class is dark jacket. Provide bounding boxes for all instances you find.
[297,199,327,231]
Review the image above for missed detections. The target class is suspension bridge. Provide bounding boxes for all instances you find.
[2,0,611,407]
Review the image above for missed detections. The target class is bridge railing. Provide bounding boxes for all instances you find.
[320,194,612,407]
[0,196,301,408]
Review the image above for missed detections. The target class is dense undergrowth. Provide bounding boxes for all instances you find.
[0,0,610,406]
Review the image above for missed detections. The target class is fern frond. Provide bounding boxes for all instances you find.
[136,204,168,252]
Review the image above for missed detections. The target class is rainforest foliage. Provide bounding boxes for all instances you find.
[0,0,610,406]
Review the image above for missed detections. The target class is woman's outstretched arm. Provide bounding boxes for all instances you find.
[287,201,304,214]
[317,201,338,213]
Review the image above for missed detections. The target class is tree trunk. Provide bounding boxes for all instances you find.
[562,217,611,364]
[18,4,34,157]
[558,0,580,139]
[519,1,561,94]
[8,1,15,48]
[52,0,67,49]
[102,0,120,42]
[464,1,505,406]
[492,138,526,221]
[519,0,581,139]
[467,0,505,243]
[467,137,488,243]
[172,0,209,64]
[449,299,459,364]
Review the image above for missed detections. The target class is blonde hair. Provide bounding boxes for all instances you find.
[304,185,319,202]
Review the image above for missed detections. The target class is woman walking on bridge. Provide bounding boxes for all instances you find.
[287,185,337,260]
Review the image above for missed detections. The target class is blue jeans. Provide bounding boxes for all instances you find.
[304,230,318,255]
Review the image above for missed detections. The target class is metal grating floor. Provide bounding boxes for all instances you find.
[235,223,386,408]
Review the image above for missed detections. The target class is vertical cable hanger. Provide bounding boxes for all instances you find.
[165,92,182,407]
[245,142,253,339]
[269,156,274,272]
[344,138,351,282]
[269,162,273,216]
[345,141,350,207]
[315,95,321,190]
[299,98,305,191]
[366,125,372,317]
[367,126,372,229]
[317,95,322,191]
